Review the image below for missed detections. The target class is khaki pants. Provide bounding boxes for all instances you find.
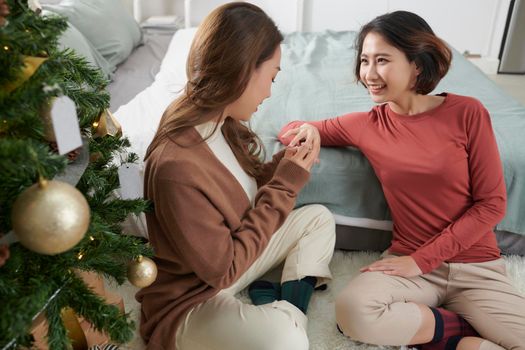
[175,204,336,350]
[336,254,525,349]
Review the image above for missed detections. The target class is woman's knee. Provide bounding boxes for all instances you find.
[255,317,309,350]
[308,204,335,226]
[301,204,336,240]
[335,281,387,343]
[269,326,308,350]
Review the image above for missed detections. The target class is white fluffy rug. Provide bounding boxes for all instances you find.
[110,250,525,350]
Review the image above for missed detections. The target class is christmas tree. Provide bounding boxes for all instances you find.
[0,1,154,348]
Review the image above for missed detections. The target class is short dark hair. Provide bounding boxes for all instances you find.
[354,11,452,95]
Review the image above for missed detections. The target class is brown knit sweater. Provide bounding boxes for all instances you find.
[137,127,310,350]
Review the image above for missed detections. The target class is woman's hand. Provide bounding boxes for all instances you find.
[360,256,423,277]
[282,123,321,149]
[282,124,321,166]
[284,142,320,172]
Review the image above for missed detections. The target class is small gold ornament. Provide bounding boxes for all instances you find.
[11,178,90,255]
[40,98,56,142]
[4,55,48,92]
[93,109,122,138]
[61,307,88,350]
[127,255,157,288]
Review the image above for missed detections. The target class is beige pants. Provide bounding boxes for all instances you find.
[175,204,336,350]
[336,254,525,350]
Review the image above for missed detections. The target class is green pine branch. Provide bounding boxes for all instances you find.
[0,1,153,348]
[64,273,134,344]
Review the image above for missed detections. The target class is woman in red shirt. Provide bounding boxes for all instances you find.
[279,10,525,350]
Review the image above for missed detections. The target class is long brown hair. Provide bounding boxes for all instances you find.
[145,2,283,177]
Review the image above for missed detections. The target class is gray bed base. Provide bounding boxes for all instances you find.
[335,225,525,256]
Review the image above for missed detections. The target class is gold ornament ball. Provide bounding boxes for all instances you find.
[11,179,90,255]
[127,255,157,288]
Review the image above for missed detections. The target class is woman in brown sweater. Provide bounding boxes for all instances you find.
[136,3,336,350]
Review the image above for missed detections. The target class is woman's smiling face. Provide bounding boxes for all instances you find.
[359,32,420,104]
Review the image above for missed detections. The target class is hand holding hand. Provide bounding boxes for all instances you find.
[282,124,321,166]
[282,123,321,149]
[284,141,320,172]
[360,256,423,277]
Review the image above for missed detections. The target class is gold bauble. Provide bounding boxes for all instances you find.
[127,255,157,288]
[60,307,88,350]
[93,109,122,138]
[11,179,90,255]
[4,55,47,93]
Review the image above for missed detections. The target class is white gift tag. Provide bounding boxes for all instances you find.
[28,0,42,13]
[118,163,144,199]
[50,96,82,155]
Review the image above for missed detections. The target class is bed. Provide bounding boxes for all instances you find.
[110,26,525,255]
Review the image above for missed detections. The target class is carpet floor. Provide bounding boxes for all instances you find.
[107,250,525,350]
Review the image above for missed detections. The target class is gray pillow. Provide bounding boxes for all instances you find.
[43,0,142,73]
[43,10,112,78]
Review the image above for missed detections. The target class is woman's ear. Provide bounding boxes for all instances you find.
[410,62,421,90]
[413,61,422,76]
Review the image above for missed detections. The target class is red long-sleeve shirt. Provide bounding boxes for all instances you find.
[279,93,506,273]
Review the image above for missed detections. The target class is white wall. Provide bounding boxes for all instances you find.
[130,0,511,60]
[121,0,185,22]
[303,0,510,59]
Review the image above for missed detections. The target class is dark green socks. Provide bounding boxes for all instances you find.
[281,276,317,314]
[248,280,281,306]
[248,277,318,314]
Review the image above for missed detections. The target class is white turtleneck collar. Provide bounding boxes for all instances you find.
[195,120,258,206]
[194,119,225,142]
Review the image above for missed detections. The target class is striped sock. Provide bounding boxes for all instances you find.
[429,307,478,342]
[281,276,317,314]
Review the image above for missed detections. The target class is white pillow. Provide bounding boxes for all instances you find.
[43,0,142,73]
[114,29,197,238]
[114,28,197,164]
[42,10,113,78]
